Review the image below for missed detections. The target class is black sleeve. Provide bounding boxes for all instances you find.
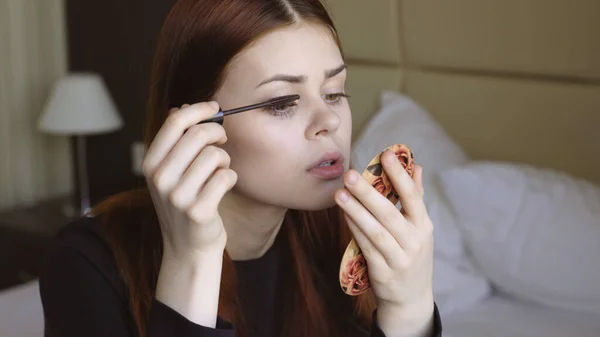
[370,303,442,337]
[39,245,235,337]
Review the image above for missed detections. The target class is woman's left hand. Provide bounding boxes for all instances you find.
[335,149,434,337]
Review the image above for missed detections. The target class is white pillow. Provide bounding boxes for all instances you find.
[352,90,469,178]
[351,91,491,315]
[437,161,600,316]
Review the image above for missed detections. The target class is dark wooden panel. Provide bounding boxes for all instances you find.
[65,0,176,203]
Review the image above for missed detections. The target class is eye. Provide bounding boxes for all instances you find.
[263,101,298,117]
[324,92,350,105]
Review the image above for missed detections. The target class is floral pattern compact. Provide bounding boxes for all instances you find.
[339,144,415,296]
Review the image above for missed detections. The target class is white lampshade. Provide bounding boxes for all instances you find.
[38,73,123,135]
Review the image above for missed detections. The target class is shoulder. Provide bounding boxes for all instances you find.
[48,215,115,270]
[38,215,148,335]
[51,215,110,251]
[40,215,126,297]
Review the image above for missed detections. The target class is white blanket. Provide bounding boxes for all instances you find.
[0,280,44,337]
[443,294,600,337]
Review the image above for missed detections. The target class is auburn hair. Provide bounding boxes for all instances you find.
[91,1,377,336]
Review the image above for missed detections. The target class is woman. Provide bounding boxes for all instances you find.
[39,1,442,336]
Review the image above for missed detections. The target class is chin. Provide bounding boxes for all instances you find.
[300,199,337,211]
[281,191,339,211]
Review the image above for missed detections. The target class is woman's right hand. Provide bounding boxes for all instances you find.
[142,101,235,327]
[141,101,237,260]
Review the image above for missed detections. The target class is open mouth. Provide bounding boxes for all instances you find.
[306,150,345,180]
[315,159,335,168]
[307,151,345,180]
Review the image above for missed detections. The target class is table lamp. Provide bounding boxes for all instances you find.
[37,73,123,216]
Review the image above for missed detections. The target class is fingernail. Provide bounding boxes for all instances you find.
[208,101,220,111]
[346,171,358,185]
[338,190,349,202]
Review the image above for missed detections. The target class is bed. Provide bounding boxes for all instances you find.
[2,1,600,337]
[0,279,44,337]
[325,0,600,336]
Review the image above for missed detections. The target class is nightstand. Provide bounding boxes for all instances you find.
[0,195,77,290]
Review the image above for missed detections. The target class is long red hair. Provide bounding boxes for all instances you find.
[91,1,376,336]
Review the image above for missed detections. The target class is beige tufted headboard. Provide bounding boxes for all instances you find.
[324,0,600,185]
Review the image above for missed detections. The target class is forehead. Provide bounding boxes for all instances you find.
[226,22,343,79]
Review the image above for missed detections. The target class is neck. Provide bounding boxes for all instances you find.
[219,190,287,261]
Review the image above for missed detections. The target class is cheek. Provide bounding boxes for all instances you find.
[223,135,304,204]
[339,106,353,144]
[221,120,299,177]
[343,110,352,135]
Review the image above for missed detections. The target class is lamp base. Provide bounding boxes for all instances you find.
[60,198,91,218]
[75,134,92,217]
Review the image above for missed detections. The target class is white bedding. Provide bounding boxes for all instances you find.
[0,280,44,337]
[443,294,600,337]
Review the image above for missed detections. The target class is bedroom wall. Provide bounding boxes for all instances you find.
[64,0,176,203]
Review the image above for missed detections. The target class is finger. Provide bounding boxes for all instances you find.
[169,146,231,208]
[342,169,413,251]
[187,168,237,226]
[344,214,389,271]
[142,101,221,176]
[381,150,426,225]
[400,165,424,218]
[414,164,425,197]
[335,188,404,268]
[150,123,227,193]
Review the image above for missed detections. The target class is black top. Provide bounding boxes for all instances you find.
[39,216,442,337]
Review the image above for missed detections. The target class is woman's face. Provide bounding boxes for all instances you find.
[213,22,352,211]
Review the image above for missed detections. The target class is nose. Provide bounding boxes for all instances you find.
[305,101,342,139]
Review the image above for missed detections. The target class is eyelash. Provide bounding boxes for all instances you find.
[263,92,350,117]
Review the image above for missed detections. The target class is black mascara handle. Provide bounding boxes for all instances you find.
[197,110,224,125]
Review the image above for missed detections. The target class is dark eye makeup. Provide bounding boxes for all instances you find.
[263,92,350,118]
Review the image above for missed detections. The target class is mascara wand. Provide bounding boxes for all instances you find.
[198,94,300,125]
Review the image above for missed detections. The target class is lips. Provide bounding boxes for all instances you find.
[307,150,344,170]
[306,150,345,180]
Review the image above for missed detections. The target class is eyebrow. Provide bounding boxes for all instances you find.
[256,64,347,88]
